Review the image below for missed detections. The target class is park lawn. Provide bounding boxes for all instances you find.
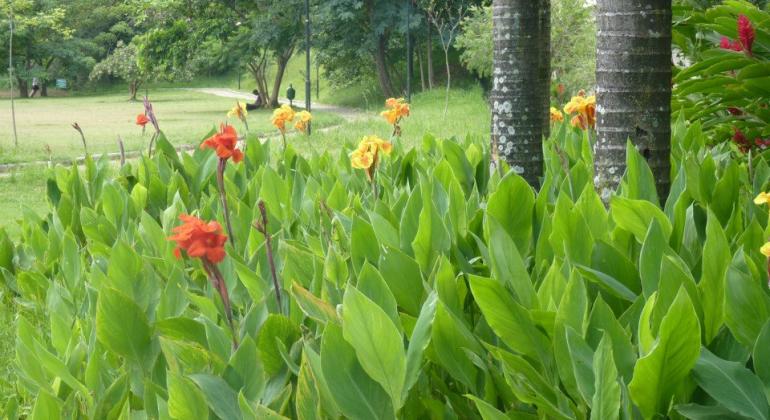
[0,88,344,164]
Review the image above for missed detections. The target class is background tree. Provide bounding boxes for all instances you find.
[423,0,470,116]
[491,0,550,187]
[89,41,144,101]
[594,0,672,203]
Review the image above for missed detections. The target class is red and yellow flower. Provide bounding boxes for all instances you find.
[550,107,564,123]
[168,214,228,264]
[563,93,596,130]
[201,124,243,163]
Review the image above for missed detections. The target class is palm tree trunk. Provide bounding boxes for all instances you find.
[539,0,551,139]
[491,0,547,188]
[594,0,672,203]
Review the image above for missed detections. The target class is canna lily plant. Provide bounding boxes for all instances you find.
[350,135,392,199]
[200,124,243,246]
[142,96,161,156]
[168,214,238,348]
[381,97,410,138]
[227,101,249,131]
[271,104,296,151]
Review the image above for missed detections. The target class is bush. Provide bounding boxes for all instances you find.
[2,106,770,418]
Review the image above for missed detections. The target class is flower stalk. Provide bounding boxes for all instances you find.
[71,122,88,155]
[143,96,161,157]
[255,200,283,314]
[217,158,236,246]
[203,261,238,349]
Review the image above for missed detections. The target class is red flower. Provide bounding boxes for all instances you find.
[720,36,743,52]
[136,114,150,127]
[201,124,243,163]
[755,137,770,149]
[738,15,755,55]
[727,107,743,116]
[733,128,750,153]
[168,214,228,264]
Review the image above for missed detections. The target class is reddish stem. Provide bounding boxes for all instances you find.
[217,159,236,247]
[257,200,283,313]
[203,262,239,349]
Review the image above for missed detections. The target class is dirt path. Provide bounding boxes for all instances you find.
[185,88,366,122]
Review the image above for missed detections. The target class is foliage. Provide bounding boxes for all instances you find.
[456,6,493,79]
[0,93,769,419]
[89,41,145,99]
[454,0,596,96]
[673,0,770,147]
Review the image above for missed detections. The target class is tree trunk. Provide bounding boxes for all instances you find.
[374,34,396,98]
[41,80,48,97]
[427,16,435,90]
[443,46,451,116]
[129,80,138,101]
[539,0,551,138]
[594,0,672,203]
[491,0,547,187]
[269,51,292,108]
[417,42,426,91]
[16,76,27,98]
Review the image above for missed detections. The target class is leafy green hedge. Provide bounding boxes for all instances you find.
[3,118,770,419]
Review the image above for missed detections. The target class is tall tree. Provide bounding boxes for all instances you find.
[490,0,550,187]
[594,0,672,203]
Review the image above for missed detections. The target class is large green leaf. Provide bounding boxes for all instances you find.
[486,172,535,255]
[341,285,406,411]
[167,372,208,420]
[320,323,394,420]
[468,275,548,361]
[611,197,672,242]
[591,334,621,420]
[725,251,770,348]
[96,287,153,365]
[189,373,242,420]
[698,211,731,344]
[692,348,769,420]
[411,195,450,273]
[629,288,701,419]
[485,216,537,309]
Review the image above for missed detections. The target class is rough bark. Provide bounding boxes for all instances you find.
[374,34,396,99]
[16,77,27,98]
[41,81,48,97]
[129,80,138,101]
[539,0,551,138]
[269,50,293,107]
[595,0,672,203]
[491,0,548,187]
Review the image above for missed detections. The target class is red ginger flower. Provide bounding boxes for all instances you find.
[738,15,755,55]
[136,114,150,127]
[168,214,228,264]
[733,127,750,153]
[201,124,243,163]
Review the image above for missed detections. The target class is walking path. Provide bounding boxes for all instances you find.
[185,88,366,122]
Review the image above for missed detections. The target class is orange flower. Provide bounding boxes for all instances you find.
[294,110,312,133]
[201,124,243,163]
[271,104,296,133]
[563,94,596,130]
[381,98,410,126]
[168,214,228,264]
[136,114,150,127]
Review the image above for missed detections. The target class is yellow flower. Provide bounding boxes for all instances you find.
[271,104,296,132]
[754,192,770,206]
[350,149,374,169]
[550,107,564,123]
[227,102,248,120]
[357,135,392,156]
[563,94,596,130]
[761,242,770,257]
[294,111,312,133]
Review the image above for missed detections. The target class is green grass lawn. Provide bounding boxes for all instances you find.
[0,88,344,165]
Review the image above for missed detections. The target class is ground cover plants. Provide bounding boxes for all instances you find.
[1,94,769,419]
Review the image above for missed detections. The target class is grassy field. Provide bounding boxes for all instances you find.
[0,89,344,164]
